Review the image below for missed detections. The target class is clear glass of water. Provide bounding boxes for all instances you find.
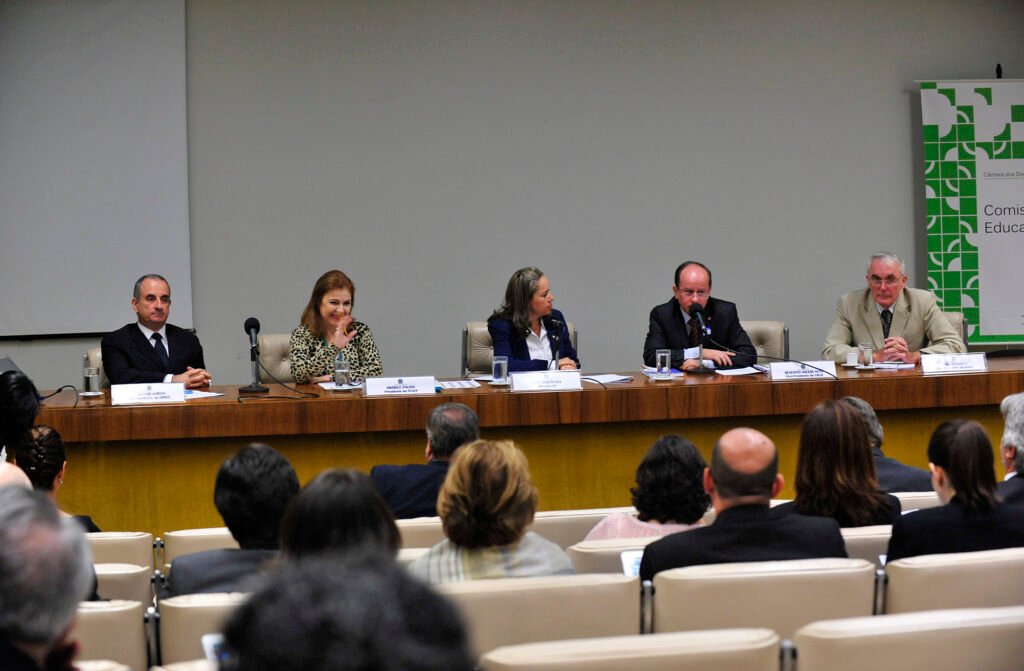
[492,356,509,384]
[654,349,672,380]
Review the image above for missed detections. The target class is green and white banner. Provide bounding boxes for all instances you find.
[921,80,1024,344]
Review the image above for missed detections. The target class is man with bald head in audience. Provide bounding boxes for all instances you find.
[998,392,1024,505]
[639,428,846,580]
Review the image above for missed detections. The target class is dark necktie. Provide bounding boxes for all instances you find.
[881,309,892,339]
[688,317,702,348]
[152,333,171,371]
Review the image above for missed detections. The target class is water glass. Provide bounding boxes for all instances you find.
[654,349,672,380]
[492,356,509,384]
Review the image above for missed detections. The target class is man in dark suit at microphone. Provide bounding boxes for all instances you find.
[643,261,756,370]
[101,273,212,387]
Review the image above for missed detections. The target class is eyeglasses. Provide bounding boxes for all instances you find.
[868,275,904,288]
[679,289,708,299]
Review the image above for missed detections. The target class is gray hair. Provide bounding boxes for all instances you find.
[1001,392,1024,474]
[867,252,905,275]
[426,403,480,459]
[133,273,170,300]
[840,396,884,449]
[0,487,92,645]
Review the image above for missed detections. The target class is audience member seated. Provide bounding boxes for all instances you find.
[584,434,710,540]
[161,443,300,598]
[409,439,574,583]
[0,486,93,671]
[281,469,400,560]
[639,428,846,581]
[998,392,1024,505]
[15,426,101,532]
[222,556,473,671]
[371,403,479,519]
[0,461,31,489]
[0,370,40,463]
[841,396,932,492]
[887,420,1024,561]
[774,400,901,526]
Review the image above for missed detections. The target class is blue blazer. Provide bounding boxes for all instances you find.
[487,309,580,372]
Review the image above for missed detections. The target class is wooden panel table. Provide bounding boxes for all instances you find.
[38,359,1024,536]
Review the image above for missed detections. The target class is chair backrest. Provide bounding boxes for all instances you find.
[941,310,968,344]
[891,491,942,512]
[794,606,1024,671]
[437,574,640,660]
[397,546,430,566]
[75,599,148,671]
[653,558,875,638]
[87,532,155,570]
[530,507,637,550]
[479,629,780,671]
[158,593,250,664]
[841,525,891,569]
[76,662,132,671]
[396,517,445,549]
[566,537,659,574]
[256,333,293,383]
[150,662,216,671]
[95,563,154,604]
[461,321,578,376]
[884,546,1024,614]
[162,527,238,569]
[740,320,789,360]
[86,346,109,388]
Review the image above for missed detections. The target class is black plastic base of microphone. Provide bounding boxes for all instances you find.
[239,383,270,394]
[687,366,716,374]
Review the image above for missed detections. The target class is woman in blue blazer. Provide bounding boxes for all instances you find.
[487,267,580,372]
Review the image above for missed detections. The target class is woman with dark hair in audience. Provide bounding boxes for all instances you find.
[887,419,1024,561]
[487,267,580,372]
[584,434,710,540]
[280,469,399,560]
[775,400,901,527]
[289,269,383,384]
[0,370,40,463]
[14,425,101,532]
[409,439,573,583]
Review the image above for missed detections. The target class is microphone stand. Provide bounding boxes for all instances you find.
[239,339,269,394]
[549,319,562,371]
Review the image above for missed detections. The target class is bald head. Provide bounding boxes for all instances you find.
[708,428,780,504]
[0,462,30,490]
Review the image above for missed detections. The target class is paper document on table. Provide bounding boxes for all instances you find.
[874,362,915,370]
[439,380,481,389]
[583,374,633,384]
[715,367,763,376]
[184,389,224,399]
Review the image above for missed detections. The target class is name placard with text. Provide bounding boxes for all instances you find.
[510,371,582,391]
[921,353,988,375]
[110,383,185,405]
[364,376,437,396]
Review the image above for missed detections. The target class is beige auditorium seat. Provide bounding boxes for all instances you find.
[75,599,147,671]
[397,546,430,566]
[567,537,659,574]
[150,662,216,671]
[159,593,249,664]
[841,525,891,569]
[87,531,154,570]
[396,517,445,549]
[653,558,875,638]
[891,491,942,512]
[256,333,293,383]
[794,606,1024,671]
[530,507,637,550]
[480,628,780,671]
[161,527,238,574]
[86,346,109,388]
[740,320,789,360]
[461,321,578,376]
[884,546,1024,614]
[76,662,131,671]
[95,563,153,604]
[437,574,640,660]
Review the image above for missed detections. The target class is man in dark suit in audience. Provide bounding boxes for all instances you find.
[840,396,932,492]
[371,403,479,519]
[101,273,212,388]
[639,428,846,581]
[999,392,1024,505]
[161,444,299,598]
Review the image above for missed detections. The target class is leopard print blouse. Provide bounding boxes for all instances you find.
[289,322,383,383]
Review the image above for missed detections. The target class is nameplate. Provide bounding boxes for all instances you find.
[768,361,837,380]
[921,353,988,375]
[110,383,185,405]
[364,376,437,396]
[510,371,582,391]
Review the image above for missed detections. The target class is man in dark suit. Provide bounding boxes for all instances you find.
[639,428,847,581]
[643,261,756,370]
[100,274,212,387]
[998,392,1024,505]
[161,444,300,598]
[371,403,479,519]
[840,396,932,492]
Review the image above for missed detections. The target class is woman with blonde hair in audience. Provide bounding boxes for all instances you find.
[585,434,709,540]
[774,399,900,527]
[887,419,1024,561]
[409,439,573,583]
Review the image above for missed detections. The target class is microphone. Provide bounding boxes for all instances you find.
[240,317,269,394]
[244,317,260,352]
[546,317,563,369]
[688,303,707,337]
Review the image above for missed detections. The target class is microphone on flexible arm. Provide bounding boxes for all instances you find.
[687,303,713,373]
[547,317,563,370]
[240,317,269,394]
